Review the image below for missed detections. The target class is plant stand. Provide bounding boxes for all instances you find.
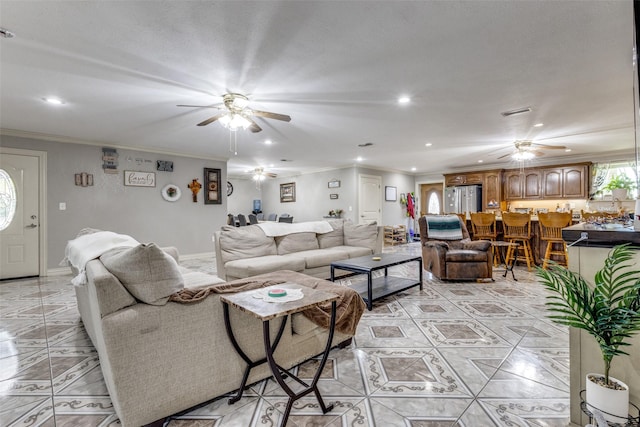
[580,390,640,426]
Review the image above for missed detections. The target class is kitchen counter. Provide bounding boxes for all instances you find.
[562,222,640,247]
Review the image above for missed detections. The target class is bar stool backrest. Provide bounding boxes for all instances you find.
[581,210,618,221]
[470,212,497,239]
[538,212,572,240]
[502,212,532,239]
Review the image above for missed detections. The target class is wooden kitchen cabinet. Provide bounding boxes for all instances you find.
[483,169,503,210]
[542,164,589,199]
[503,169,542,200]
[444,172,484,187]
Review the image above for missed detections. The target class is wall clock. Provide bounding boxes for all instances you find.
[227,181,233,196]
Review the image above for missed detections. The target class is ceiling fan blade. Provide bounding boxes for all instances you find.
[177,104,223,109]
[246,117,262,133]
[197,113,226,126]
[497,152,513,160]
[265,172,278,178]
[532,143,566,150]
[250,110,292,122]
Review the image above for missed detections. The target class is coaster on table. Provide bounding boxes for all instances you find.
[253,285,304,303]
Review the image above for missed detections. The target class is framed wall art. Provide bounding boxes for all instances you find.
[204,168,222,204]
[385,186,397,201]
[280,182,296,203]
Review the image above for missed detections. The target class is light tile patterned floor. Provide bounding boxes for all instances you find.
[0,242,570,426]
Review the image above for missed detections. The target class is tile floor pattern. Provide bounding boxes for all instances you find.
[0,242,570,426]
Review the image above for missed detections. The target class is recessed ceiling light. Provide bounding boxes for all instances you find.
[356,156,363,162]
[269,164,274,167]
[425,143,433,147]
[43,97,64,105]
[411,167,417,171]
[264,139,272,145]
[398,96,411,104]
[533,123,544,127]
[478,160,483,163]
[565,148,572,152]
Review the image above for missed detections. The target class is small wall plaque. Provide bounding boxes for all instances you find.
[124,171,156,187]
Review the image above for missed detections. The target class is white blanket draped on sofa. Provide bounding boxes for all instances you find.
[61,230,140,286]
[256,220,333,237]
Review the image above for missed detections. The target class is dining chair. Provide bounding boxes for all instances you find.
[248,214,258,225]
[502,212,535,271]
[267,213,277,221]
[278,216,293,223]
[256,213,265,221]
[237,214,248,226]
[280,213,291,218]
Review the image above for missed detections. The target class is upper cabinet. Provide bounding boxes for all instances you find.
[503,170,542,200]
[483,170,502,210]
[444,172,483,187]
[542,164,589,199]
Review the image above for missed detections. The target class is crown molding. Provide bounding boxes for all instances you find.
[0,128,229,162]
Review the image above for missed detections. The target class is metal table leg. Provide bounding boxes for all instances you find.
[222,302,288,404]
[264,300,337,426]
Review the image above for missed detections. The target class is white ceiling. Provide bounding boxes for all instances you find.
[0,1,636,179]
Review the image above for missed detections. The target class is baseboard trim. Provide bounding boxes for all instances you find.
[46,267,70,276]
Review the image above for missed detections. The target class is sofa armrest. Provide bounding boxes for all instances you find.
[424,240,450,250]
[463,240,491,252]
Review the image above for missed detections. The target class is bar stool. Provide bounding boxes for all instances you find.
[470,212,499,265]
[502,212,535,271]
[538,212,572,269]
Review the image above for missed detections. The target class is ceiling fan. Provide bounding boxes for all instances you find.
[177,93,291,133]
[498,140,567,160]
[251,167,278,180]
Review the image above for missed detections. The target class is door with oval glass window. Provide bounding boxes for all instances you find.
[0,153,40,279]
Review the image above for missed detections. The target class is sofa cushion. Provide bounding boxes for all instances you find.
[178,266,225,289]
[317,219,345,249]
[343,222,378,252]
[331,245,373,258]
[100,243,184,305]
[275,232,319,255]
[289,248,351,269]
[224,255,306,279]
[218,225,277,263]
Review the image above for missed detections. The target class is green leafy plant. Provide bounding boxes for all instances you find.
[536,244,640,386]
[603,174,636,191]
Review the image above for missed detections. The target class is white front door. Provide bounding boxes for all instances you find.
[0,153,40,279]
[358,174,382,224]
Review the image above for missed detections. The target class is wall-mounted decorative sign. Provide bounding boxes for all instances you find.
[204,168,222,204]
[385,186,397,201]
[329,193,339,199]
[280,182,296,203]
[161,184,181,202]
[328,180,340,188]
[74,173,94,187]
[102,147,118,174]
[156,160,174,172]
[124,171,156,187]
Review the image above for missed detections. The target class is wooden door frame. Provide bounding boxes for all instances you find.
[0,147,48,276]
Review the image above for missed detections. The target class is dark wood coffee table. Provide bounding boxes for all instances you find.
[330,253,422,310]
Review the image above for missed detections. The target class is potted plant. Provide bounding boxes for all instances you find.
[536,244,640,424]
[603,174,636,201]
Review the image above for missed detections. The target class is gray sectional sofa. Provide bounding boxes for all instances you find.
[213,219,384,281]
[70,238,359,427]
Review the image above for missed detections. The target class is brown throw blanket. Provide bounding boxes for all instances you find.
[169,270,365,336]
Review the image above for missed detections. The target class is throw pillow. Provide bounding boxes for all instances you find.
[218,226,277,263]
[275,232,319,255]
[100,243,184,305]
[317,219,344,248]
[343,221,378,252]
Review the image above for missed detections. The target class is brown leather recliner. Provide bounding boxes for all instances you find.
[418,215,493,280]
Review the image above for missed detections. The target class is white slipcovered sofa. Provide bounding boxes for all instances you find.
[214,219,384,281]
[66,230,361,427]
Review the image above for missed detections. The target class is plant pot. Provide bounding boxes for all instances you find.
[585,373,629,424]
[612,188,628,201]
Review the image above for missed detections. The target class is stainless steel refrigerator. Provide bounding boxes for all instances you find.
[444,185,482,214]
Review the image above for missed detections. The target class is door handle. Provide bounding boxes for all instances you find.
[26,224,38,228]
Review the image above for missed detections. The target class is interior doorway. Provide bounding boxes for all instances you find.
[420,183,444,216]
[358,174,382,224]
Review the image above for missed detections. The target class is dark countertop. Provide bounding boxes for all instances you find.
[562,223,640,247]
